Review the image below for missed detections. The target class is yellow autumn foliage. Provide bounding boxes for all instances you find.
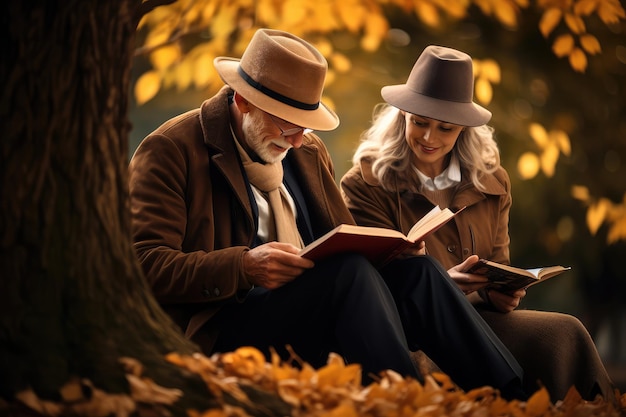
[564,12,586,34]
[568,47,587,72]
[571,186,626,244]
[521,123,571,179]
[517,152,541,180]
[134,70,161,105]
[474,77,493,104]
[133,0,625,103]
[552,34,575,57]
[539,8,562,37]
[130,0,626,245]
[165,347,626,417]
[529,123,549,148]
[580,33,601,54]
[150,44,181,71]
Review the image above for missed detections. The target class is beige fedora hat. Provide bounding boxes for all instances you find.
[381,45,491,127]
[214,29,339,131]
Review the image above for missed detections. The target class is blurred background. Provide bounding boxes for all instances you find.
[129,0,626,391]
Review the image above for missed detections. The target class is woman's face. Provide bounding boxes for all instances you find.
[403,112,464,177]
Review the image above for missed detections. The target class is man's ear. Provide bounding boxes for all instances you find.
[233,91,251,113]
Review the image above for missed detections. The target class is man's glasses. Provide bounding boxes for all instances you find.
[268,114,313,137]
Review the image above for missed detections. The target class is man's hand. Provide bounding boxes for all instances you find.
[447,255,489,295]
[243,242,315,289]
[398,240,427,258]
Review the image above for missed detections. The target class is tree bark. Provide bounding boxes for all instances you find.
[0,1,284,415]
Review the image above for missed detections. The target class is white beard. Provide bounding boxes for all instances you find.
[241,111,292,164]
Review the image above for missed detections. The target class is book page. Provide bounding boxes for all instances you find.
[525,268,542,278]
[406,206,441,241]
[406,206,459,242]
[534,266,571,280]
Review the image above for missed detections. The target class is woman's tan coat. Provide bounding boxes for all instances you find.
[341,159,511,267]
[341,159,615,403]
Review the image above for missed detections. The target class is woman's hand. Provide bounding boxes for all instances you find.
[448,255,490,295]
[447,255,489,295]
[481,288,526,313]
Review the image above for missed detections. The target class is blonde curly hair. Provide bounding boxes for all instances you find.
[351,104,501,192]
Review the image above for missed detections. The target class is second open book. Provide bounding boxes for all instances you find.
[299,205,464,267]
[466,259,571,292]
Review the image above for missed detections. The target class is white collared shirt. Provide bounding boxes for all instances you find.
[413,154,461,191]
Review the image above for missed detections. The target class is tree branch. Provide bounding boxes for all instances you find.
[134,0,177,24]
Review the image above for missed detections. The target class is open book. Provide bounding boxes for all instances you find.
[466,259,571,292]
[299,205,464,267]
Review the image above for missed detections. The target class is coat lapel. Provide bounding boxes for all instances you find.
[198,89,256,226]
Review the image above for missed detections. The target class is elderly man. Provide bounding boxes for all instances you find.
[128,28,526,398]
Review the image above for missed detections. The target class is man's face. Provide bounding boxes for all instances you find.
[242,107,305,164]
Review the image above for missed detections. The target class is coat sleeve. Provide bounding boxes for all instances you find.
[129,133,252,306]
[488,167,512,265]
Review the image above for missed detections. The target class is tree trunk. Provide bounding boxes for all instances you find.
[0,1,285,415]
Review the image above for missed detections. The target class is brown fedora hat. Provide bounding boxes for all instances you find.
[214,29,339,131]
[381,45,491,127]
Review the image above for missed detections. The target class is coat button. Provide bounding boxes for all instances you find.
[202,288,211,297]
[447,245,456,253]
[213,288,221,297]
[463,248,470,255]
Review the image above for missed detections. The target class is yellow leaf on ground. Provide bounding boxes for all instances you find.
[320,401,359,417]
[526,387,551,416]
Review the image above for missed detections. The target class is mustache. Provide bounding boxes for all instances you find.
[270,139,293,150]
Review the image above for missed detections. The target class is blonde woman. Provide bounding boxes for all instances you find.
[341,45,615,402]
